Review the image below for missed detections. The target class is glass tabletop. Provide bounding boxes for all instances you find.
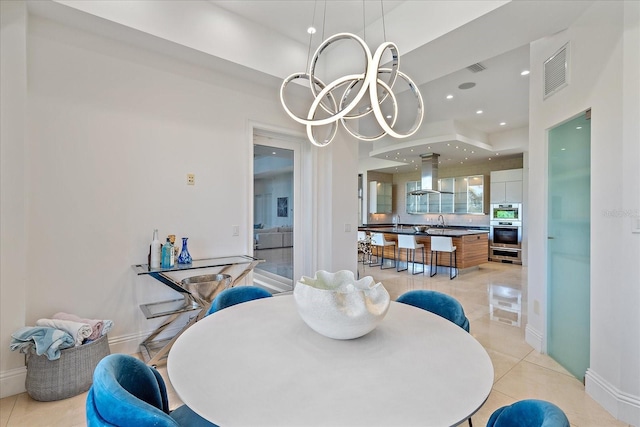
[132,255,261,275]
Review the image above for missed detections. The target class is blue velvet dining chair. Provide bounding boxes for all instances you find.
[86,353,217,427]
[205,285,272,316]
[487,399,570,427]
[396,290,470,332]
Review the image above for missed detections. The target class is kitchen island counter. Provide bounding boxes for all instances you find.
[359,227,489,270]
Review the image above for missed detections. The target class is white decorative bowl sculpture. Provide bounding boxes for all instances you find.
[293,270,390,340]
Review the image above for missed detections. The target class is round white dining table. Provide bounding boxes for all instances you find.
[168,294,493,427]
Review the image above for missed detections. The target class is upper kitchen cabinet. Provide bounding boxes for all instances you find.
[406,181,428,214]
[370,181,392,214]
[439,178,454,213]
[490,169,523,203]
[467,175,485,213]
[405,175,485,214]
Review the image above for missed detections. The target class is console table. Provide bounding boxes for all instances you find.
[132,255,263,365]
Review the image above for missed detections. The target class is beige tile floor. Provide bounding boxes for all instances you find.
[0,261,631,426]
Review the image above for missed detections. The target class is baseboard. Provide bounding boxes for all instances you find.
[0,326,184,399]
[0,366,27,399]
[525,323,543,352]
[586,369,640,426]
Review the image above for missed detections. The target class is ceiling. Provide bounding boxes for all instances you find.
[29,1,594,173]
[210,0,591,173]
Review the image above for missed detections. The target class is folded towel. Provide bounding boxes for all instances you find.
[36,318,92,346]
[101,319,113,336]
[52,312,103,341]
[10,326,75,360]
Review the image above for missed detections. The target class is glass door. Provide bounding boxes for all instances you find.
[547,111,591,381]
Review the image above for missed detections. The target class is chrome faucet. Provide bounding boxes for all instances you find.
[437,215,445,228]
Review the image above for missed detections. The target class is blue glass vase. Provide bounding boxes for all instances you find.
[177,237,192,264]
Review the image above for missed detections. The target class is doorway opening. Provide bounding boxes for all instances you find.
[253,138,294,293]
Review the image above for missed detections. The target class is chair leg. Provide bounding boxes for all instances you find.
[411,248,423,275]
[369,246,381,267]
[381,246,396,270]
[449,250,458,280]
[430,251,438,277]
[397,248,408,272]
[468,417,472,426]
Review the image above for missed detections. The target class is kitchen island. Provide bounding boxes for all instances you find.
[359,226,489,270]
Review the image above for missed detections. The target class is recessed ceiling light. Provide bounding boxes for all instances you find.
[386,115,392,119]
[410,149,414,152]
[471,151,475,154]
[576,126,582,129]
[521,70,530,76]
[458,82,476,90]
[307,27,316,34]
[446,94,454,99]
[272,151,276,155]
[447,143,450,146]
[500,122,507,126]
[456,146,459,149]
[476,110,483,114]
[488,157,492,160]
[561,148,566,151]
[496,153,500,156]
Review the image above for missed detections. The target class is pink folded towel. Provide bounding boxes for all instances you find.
[52,312,104,341]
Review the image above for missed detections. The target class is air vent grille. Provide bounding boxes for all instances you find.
[467,63,486,73]
[544,43,569,99]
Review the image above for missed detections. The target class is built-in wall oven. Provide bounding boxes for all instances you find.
[490,204,522,264]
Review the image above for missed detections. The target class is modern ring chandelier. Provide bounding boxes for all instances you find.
[280,3,424,147]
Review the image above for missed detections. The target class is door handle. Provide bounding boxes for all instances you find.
[547,236,555,239]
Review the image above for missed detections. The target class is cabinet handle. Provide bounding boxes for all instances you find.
[547,236,555,240]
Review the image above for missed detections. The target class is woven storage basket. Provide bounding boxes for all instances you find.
[25,334,110,401]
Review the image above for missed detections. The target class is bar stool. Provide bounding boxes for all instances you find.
[369,232,396,270]
[430,236,457,279]
[397,235,425,275]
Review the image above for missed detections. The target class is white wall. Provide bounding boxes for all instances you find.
[254,174,294,228]
[0,11,358,397]
[0,0,28,388]
[527,1,640,424]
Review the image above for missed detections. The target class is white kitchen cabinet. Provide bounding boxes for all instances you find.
[490,169,523,203]
[369,181,392,214]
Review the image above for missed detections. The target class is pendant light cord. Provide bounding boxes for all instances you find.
[362,0,366,43]
[321,0,327,41]
[381,0,387,42]
[305,0,318,72]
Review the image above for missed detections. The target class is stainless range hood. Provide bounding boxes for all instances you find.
[409,154,450,195]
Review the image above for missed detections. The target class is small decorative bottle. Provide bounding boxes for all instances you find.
[150,229,161,269]
[161,238,174,269]
[177,237,192,264]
